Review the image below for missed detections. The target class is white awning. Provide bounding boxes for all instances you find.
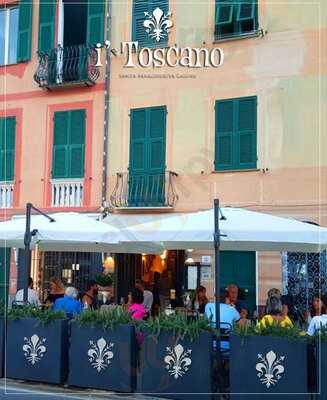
[103,207,327,253]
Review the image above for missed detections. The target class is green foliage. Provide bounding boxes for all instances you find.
[7,306,65,325]
[74,306,132,330]
[95,273,113,287]
[233,321,306,340]
[140,313,213,341]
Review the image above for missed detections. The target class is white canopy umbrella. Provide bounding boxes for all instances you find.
[104,207,327,253]
[0,212,122,252]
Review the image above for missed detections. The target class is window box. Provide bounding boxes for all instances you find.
[68,322,137,392]
[229,334,309,399]
[139,331,213,399]
[6,318,69,384]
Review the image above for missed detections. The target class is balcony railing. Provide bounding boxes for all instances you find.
[0,182,14,208]
[51,179,84,208]
[34,45,99,89]
[110,171,178,209]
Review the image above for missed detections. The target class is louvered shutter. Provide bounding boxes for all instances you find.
[87,0,105,46]
[17,0,33,62]
[215,100,234,170]
[38,0,55,53]
[52,112,69,179]
[69,110,86,178]
[0,117,16,181]
[237,96,257,169]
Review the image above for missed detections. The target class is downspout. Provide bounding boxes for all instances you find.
[101,0,112,212]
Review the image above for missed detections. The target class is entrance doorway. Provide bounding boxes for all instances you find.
[115,250,185,310]
[220,251,256,313]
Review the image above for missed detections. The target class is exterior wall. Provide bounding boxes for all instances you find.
[108,0,327,304]
[0,1,106,219]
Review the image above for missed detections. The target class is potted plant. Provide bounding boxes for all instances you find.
[229,323,309,400]
[138,313,214,400]
[6,306,68,384]
[68,307,136,392]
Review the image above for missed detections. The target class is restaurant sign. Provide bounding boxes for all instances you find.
[95,7,224,68]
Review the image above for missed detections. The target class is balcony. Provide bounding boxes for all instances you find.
[110,171,178,209]
[51,179,84,208]
[34,45,99,89]
[0,182,14,208]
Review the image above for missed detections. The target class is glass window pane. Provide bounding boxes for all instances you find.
[8,8,19,64]
[0,10,6,65]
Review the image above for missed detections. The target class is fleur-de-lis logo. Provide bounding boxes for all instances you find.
[164,343,192,379]
[88,337,114,373]
[256,350,285,388]
[143,7,173,42]
[23,334,47,365]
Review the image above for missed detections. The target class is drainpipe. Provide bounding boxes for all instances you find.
[101,0,112,212]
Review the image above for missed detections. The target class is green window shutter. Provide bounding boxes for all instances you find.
[53,112,69,179]
[69,110,86,178]
[87,0,105,46]
[38,0,56,53]
[215,100,234,170]
[0,117,16,181]
[149,106,166,173]
[236,0,255,21]
[132,0,169,48]
[237,96,257,169]
[17,0,33,62]
[53,110,86,179]
[130,108,147,174]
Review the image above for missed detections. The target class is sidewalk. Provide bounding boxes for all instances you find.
[0,379,164,399]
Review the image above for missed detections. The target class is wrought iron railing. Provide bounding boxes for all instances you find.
[110,171,178,208]
[0,182,14,208]
[51,179,84,207]
[34,45,99,88]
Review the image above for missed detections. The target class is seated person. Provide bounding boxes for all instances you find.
[128,287,146,320]
[205,292,240,351]
[307,296,327,336]
[259,295,293,329]
[14,277,41,307]
[53,286,82,316]
[237,307,251,327]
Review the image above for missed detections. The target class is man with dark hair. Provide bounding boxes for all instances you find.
[135,279,153,314]
[81,280,99,309]
[15,277,41,306]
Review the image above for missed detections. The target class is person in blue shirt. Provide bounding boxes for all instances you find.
[53,286,82,316]
[205,292,240,351]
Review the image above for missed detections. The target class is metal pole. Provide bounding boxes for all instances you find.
[23,203,32,304]
[214,198,221,346]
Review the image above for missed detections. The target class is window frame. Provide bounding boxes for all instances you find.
[0,6,19,66]
[214,0,259,41]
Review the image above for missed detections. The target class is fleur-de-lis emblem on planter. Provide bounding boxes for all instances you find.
[164,343,192,379]
[256,350,285,388]
[88,337,114,372]
[23,334,47,365]
[143,7,173,42]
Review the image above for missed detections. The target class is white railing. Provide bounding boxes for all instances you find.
[0,182,14,208]
[51,179,84,207]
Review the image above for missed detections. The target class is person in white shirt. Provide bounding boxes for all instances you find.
[307,297,327,336]
[15,277,41,306]
[135,280,153,314]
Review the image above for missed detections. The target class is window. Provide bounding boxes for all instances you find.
[0,7,19,65]
[215,96,257,171]
[132,0,169,48]
[0,117,16,181]
[129,106,166,206]
[215,0,258,40]
[52,110,86,179]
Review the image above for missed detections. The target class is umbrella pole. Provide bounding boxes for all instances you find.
[23,203,32,304]
[22,203,55,304]
[214,198,221,347]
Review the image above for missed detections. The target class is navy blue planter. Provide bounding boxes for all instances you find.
[230,334,309,400]
[139,331,213,400]
[316,341,327,400]
[68,323,136,392]
[0,318,4,378]
[6,318,68,384]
